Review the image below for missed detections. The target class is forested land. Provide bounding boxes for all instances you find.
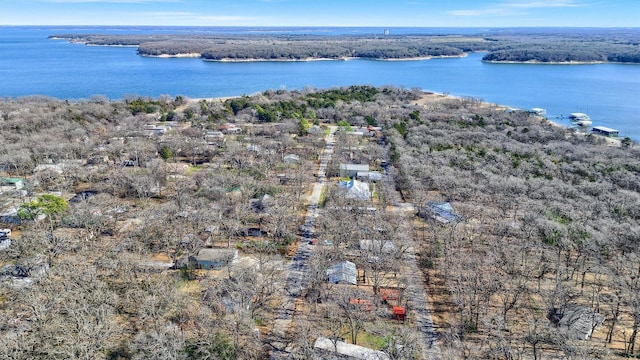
[50,27,640,63]
[385,94,640,358]
[0,86,639,359]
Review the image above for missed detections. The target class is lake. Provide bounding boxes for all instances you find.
[1,26,639,140]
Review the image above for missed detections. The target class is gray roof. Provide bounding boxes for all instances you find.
[327,261,357,285]
[283,154,300,164]
[592,126,618,133]
[359,240,397,254]
[196,249,237,263]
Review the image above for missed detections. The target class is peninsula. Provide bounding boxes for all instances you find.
[50,28,640,63]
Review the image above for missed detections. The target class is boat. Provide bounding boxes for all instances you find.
[569,113,592,126]
[569,112,590,121]
[530,108,546,116]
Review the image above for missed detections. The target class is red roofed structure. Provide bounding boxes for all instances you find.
[393,306,406,321]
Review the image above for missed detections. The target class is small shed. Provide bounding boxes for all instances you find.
[195,248,238,270]
[591,126,619,138]
[340,164,370,178]
[393,306,406,321]
[327,261,357,285]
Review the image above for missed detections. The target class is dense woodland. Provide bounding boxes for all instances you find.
[0,86,639,359]
[50,28,640,63]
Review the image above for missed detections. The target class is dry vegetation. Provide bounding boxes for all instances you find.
[0,86,638,359]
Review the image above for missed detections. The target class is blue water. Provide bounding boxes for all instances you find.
[1,26,639,140]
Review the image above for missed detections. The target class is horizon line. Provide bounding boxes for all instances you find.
[2,25,640,29]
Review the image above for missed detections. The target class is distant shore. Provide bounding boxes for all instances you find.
[144,54,467,62]
[483,59,606,65]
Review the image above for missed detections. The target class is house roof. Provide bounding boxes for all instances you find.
[359,239,397,254]
[196,248,237,263]
[283,154,300,164]
[592,126,618,133]
[339,179,371,200]
[327,261,357,284]
[314,336,389,360]
[424,201,461,223]
[340,164,370,172]
[0,178,23,185]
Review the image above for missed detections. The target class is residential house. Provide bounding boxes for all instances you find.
[591,126,619,138]
[144,124,171,136]
[218,124,243,134]
[338,179,371,201]
[204,131,225,145]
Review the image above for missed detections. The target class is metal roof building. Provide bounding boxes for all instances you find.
[327,261,357,285]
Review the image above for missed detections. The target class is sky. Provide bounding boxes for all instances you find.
[1,0,639,27]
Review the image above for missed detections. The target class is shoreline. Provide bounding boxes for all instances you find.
[137,50,468,62]
[144,53,202,58]
[201,56,352,62]
[199,54,466,62]
[483,59,606,65]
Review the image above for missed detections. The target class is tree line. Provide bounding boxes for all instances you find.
[50,28,640,63]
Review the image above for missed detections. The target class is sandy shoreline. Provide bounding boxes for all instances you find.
[145,53,202,58]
